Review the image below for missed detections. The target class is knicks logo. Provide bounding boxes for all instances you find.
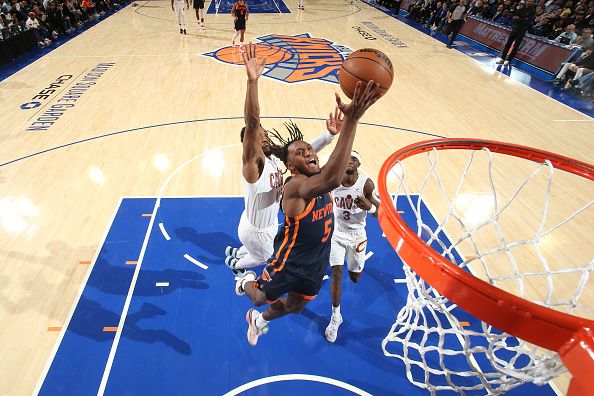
[202,33,353,84]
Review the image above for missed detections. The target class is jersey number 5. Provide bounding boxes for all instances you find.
[343,211,350,221]
[322,219,333,243]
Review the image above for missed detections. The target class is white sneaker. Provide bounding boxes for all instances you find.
[503,60,510,66]
[325,314,343,343]
[235,270,256,296]
[225,246,238,258]
[495,57,504,64]
[246,309,267,345]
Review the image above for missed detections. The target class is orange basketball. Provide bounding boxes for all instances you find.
[339,48,393,99]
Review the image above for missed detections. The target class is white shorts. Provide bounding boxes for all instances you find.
[236,213,277,269]
[329,228,367,273]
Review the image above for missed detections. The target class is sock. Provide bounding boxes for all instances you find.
[256,314,269,329]
[332,305,340,317]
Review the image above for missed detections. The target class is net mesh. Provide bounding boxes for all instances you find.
[381,146,594,395]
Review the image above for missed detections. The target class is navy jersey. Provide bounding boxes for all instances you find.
[268,193,334,279]
[234,3,248,22]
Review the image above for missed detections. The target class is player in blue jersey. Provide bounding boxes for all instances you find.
[234,43,381,346]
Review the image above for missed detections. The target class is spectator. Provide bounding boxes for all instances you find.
[571,27,593,48]
[428,1,449,29]
[559,1,573,18]
[555,23,577,44]
[566,68,594,96]
[26,11,51,46]
[479,2,492,18]
[551,44,594,85]
[496,0,536,65]
[491,4,506,21]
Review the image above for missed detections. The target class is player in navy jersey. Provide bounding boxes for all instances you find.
[234,43,381,346]
[231,0,249,48]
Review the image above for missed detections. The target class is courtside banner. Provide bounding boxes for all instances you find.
[460,17,576,73]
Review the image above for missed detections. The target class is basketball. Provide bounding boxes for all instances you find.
[339,48,394,99]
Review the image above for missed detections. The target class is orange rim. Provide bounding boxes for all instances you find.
[377,138,594,352]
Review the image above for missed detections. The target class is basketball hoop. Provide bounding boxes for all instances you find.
[377,139,594,395]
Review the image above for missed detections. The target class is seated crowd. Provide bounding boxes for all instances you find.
[0,0,121,46]
[401,0,594,96]
[403,0,593,46]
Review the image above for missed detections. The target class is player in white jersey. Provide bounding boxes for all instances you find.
[224,48,342,276]
[325,151,380,343]
[171,0,190,34]
[171,0,189,34]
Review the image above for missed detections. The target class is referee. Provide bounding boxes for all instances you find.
[446,0,467,49]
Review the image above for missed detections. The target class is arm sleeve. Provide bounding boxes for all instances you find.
[309,130,335,152]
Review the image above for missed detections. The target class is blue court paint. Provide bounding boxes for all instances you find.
[208,0,290,14]
[39,196,557,395]
[39,197,156,395]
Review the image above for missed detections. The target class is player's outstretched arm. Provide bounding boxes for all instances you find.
[355,178,381,217]
[296,81,380,201]
[309,107,343,152]
[242,43,268,183]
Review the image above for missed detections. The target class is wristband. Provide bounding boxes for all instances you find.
[369,206,377,214]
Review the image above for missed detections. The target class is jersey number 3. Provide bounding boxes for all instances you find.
[322,219,333,243]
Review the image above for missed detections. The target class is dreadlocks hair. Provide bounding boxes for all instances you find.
[268,120,304,165]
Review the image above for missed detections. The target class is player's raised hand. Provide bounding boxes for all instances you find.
[325,106,344,136]
[335,80,381,121]
[354,195,373,211]
[242,43,267,82]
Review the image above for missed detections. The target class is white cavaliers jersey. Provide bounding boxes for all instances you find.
[332,171,369,231]
[243,155,283,230]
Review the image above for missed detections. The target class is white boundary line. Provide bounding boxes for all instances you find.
[222,374,372,396]
[97,143,240,395]
[183,253,208,270]
[158,222,171,240]
[33,197,124,396]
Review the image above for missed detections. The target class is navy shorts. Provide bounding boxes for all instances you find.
[256,265,323,303]
[234,20,246,31]
[193,0,204,9]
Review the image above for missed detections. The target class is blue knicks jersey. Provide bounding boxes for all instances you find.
[268,193,334,278]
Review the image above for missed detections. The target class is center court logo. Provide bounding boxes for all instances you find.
[202,33,353,84]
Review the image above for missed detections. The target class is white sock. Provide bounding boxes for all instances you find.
[332,305,340,316]
[256,314,269,329]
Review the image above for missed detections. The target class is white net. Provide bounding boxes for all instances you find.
[381,146,594,395]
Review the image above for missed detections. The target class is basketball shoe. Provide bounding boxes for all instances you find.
[235,270,256,296]
[246,309,268,346]
[325,313,343,343]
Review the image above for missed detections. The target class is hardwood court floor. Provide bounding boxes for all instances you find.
[0,0,591,394]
